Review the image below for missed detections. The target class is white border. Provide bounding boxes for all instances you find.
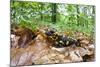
[0,0,10,67]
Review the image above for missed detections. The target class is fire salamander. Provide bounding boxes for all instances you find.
[45,29,80,48]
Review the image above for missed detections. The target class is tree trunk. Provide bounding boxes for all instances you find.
[92,6,95,15]
[76,5,80,26]
[51,3,57,24]
[40,3,43,21]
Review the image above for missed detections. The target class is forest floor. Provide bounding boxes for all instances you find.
[10,26,95,66]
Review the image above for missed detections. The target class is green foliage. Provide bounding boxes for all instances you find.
[10,1,95,35]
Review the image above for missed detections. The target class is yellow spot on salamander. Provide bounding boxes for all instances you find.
[66,41,69,45]
[59,40,64,44]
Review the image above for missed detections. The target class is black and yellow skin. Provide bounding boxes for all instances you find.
[45,29,80,48]
[53,35,67,47]
[52,35,79,48]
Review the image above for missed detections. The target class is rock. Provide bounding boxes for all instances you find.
[62,59,71,63]
[50,53,57,57]
[33,49,67,64]
[17,51,34,66]
[11,54,21,66]
[58,54,65,59]
[10,28,95,65]
[31,49,50,62]
[80,40,90,46]
[65,52,69,56]
[78,47,90,56]
[77,46,94,57]
[11,34,15,38]
[69,50,83,62]
[11,34,20,48]
[88,44,95,49]
[62,56,71,63]
[34,55,50,64]
[51,47,66,53]
[82,54,95,62]
[11,48,34,66]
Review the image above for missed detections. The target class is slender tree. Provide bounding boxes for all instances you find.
[40,3,43,20]
[92,6,95,15]
[51,3,57,24]
[76,5,80,26]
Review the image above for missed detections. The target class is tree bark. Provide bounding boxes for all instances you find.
[76,5,80,26]
[51,3,57,24]
[40,3,43,21]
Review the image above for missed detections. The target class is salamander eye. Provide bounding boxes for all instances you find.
[45,31,52,36]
